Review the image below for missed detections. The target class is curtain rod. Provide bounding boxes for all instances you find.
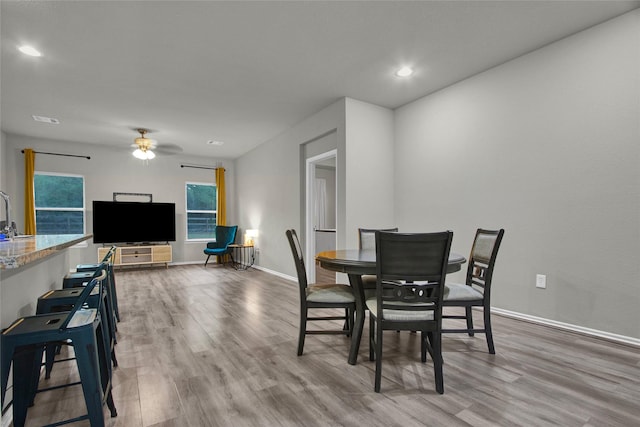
[180,164,221,171]
[22,149,90,160]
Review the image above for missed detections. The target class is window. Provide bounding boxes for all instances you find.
[186,182,216,240]
[34,172,85,235]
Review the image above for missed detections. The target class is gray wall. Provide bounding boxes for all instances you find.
[236,10,639,341]
[2,133,236,268]
[235,97,395,278]
[344,98,396,247]
[235,100,345,276]
[394,10,639,339]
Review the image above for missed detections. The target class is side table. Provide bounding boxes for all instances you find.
[228,244,255,270]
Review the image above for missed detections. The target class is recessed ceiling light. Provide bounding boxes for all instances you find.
[207,140,224,146]
[32,115,60,124]
[395,66,414,78]
[18,45,42,57]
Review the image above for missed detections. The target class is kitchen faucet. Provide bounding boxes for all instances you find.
[0,190,16,238]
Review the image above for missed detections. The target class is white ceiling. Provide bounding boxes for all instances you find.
[2,1,638,159]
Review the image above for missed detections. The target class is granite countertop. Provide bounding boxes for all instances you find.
[0,234,92,269]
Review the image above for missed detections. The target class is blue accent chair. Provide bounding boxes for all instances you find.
[204,225,238,267]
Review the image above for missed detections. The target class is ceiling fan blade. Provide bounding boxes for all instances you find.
[155,144,184,155]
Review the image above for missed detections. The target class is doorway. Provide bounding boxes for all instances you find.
[305,149,337,283]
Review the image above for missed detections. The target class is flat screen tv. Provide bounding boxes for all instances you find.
[92,201,176,244]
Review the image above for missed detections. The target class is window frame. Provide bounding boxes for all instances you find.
[185,181,217,242]
[34,171,87,243]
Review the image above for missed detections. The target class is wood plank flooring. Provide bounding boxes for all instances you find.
[14,264,640,426]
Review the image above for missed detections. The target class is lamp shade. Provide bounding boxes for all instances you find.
[244,229,258,246]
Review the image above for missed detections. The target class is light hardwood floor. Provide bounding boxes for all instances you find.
[14,265,640,426]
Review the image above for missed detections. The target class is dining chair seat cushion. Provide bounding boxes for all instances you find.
[366,298,435,321]
[306,284,355,304]
[444,283,484,301]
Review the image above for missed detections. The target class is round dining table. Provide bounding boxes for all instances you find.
[316,249,466,365]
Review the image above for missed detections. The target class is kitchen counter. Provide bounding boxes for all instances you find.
[0,234,91,269]
[0,233,92,329]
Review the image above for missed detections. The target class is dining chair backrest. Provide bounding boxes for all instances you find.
[466,228,504,299]
[375,231,452,322]
[285,229,308,291]
[358,227,398,251]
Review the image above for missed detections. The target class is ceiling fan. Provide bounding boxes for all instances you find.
[132,128,156,159]
[131,128,183,160]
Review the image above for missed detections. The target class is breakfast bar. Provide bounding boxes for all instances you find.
[0,234,92,328]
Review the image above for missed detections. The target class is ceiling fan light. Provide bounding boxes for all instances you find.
[133,148,147,159]
[132,128,156,160]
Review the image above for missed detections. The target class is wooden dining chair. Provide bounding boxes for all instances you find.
[442,228,504,354]
[367,230,453,393]
[286,229,356,356]
[358,227,398,296]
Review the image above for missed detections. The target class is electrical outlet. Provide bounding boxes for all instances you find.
[536,274,546,289]
[254,248,260,254]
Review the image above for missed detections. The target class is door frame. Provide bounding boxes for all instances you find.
[305,149,337,283]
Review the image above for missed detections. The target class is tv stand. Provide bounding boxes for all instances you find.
[98,244,172,269]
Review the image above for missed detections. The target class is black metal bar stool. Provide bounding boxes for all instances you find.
[1,267,117,427]
[63,269,118,340]
[36,278,118,379]
[34,248,119,384]
[75,246,120,322]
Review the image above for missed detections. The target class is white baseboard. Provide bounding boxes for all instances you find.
[251,266,640,348]
[251,264,296,282]
[170,260,204,266]
[491,307,640,348]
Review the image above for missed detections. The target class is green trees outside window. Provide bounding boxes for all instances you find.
[34,173,85,234]
[186,183,216,240]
